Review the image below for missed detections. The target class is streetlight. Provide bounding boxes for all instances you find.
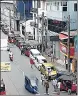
[22,1,26,41]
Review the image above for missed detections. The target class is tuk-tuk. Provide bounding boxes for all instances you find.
[15,37,24,46]
[24,75,38,94]
[17,40,26,48]
[8,33,15,43]
[58,74,77,95]
[24,45,31,57]
[0,79,6,95]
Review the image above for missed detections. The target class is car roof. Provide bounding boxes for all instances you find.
[36,55,46,60]
[30,49,40,54]
[43,63,54,67]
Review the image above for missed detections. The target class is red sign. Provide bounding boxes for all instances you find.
[60,42,74,58]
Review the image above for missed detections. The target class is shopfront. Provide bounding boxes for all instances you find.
[59,32,76,70]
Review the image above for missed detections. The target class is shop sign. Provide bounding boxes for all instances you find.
[60,42,74,58]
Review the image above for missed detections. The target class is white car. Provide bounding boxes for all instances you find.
[34,55,47,70]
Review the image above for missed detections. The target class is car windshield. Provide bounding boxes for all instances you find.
[34,54,41,57]
[46,66,56,72]
[31,80,37,86]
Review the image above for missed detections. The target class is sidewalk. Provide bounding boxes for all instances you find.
[43,53,67,72]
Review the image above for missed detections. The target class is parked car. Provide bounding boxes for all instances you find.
[34,55,47,70]
[40,63,57,80]
[29,49,41,64]
[24,75,38,94]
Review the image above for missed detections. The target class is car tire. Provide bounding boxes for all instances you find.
[68,89,71,95]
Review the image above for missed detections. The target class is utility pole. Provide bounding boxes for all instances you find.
[9,9,11,34]
[37,0,39,42]
[41,12,44,54]
[45,18,48,48]
[22,1,26,41]
[67,15,70,72]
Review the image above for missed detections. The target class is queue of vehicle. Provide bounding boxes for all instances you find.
[7,32,77,95]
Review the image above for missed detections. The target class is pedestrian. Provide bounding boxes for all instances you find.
[41,74,45,85]
[20,46,23,55]
[30,58,34,68]
[57,81,61,95]
[44,79,49,95]
[52,78,57,91]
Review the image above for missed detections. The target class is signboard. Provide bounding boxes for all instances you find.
[60,42,74,58]
[1,62,11,72]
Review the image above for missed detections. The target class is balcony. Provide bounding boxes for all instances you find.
[30,8,38,13]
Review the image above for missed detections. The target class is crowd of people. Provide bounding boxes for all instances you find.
[41,74,61,95]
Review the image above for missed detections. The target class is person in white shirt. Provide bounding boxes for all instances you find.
[52,79,58,91]
[9,50,13,57]
[41,74,45,85]
[57,81,61,95]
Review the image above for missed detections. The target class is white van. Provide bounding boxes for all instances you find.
[30,49,41,59]
[34,55,47,70]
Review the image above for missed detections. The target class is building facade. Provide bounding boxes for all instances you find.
[1,1,15,32]
[46,1,77,32]
[16,0,33,20]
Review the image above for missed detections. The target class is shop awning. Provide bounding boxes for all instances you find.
[59,33,68,40]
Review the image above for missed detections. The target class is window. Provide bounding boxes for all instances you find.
[74,3,77,11]
[63,2,67,6]
[57,2,59,10]
[38,0,41,8]
[63,7,67,11]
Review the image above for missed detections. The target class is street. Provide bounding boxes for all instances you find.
[1,32,76,96]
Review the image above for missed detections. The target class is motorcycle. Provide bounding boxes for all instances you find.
[9,55,13,61]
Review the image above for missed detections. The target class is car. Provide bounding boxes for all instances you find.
[40,63,57,80]
[24,75,38,94]
[34,55,47,70]
[0,79,6,95]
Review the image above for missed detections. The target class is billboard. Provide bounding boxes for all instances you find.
[60,42,74,58]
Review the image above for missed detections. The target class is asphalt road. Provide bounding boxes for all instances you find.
[1,32,77,96]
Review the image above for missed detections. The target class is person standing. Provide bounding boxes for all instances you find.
[52,79,57,91]
[44,80,49,95]
[20,46,23,55]
[41,74,45,85]
[57,81,61,95]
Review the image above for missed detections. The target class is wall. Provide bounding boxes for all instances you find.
[16,0,33,20]
[1,2,15,31]
[46,1,77,30]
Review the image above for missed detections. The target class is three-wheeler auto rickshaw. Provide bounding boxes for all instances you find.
[58,74,77,95]
[24,75,38,94]
[0,79,6,95]
[24,45,31,57]
[15,37,24,46]
[17,40,25,49]
[8,33,15,43]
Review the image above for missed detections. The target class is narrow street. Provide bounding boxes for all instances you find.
[1,32,76,96]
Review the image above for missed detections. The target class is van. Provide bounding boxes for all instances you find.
[34,55,47,70]
[30,49,41,59]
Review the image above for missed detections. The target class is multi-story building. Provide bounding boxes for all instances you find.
[1,1,15,32]
[46,1,77,32]
[16,0,33,37]
[16,0,33,20]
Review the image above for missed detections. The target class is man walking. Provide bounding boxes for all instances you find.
[52,78,57,91]
[44,80,49,95]
[41,74,45,85]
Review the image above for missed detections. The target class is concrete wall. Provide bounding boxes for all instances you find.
[1,2,15,31]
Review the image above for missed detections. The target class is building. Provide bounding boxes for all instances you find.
[46,1,77,32]
[16,0,33,20]
[1,1,15,32]
[59,31,77,71]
